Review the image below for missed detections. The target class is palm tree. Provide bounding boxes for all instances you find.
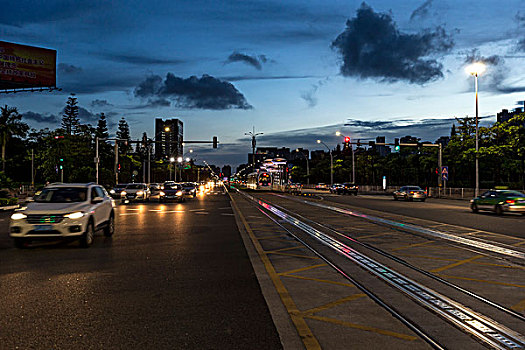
[0,105,29,173]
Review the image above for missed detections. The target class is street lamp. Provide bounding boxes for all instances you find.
[336,131,355,183]
[245,127,263,173]
[295,149,310,185]
[317,139,333,186]
[466,62,486,197]
[170,157,175,181]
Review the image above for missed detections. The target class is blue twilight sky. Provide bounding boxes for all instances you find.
[1,0,525,168]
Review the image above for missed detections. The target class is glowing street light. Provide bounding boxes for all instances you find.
[465,61,486,197]
[317,139,333,186]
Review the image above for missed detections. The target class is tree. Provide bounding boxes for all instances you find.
[116,117,131,154]
[62,95,80,135]
[95,113,109,139]
[0,105,29,172]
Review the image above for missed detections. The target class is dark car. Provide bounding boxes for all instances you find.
[181,182,197,198]
[109,183,127,199]
[329,184,343,193]
[470,190,525,215]
[393,186,427,201]
[336,183,359,195]
[159,182,185,202]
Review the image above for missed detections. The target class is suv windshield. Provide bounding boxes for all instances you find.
[35,187,88,203]
[163,183,181,190]
[126,184,144,189]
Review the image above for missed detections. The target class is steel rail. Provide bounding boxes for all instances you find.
[267,194,525,323]
[281,195,525,261]
[236,190,525,350]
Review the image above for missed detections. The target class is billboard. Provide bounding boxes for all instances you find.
[0,41,56,90]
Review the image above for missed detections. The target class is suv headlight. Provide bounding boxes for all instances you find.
[176,191,183,196]
[65,211,85,219]
[121,191,127,196]
[136,191,144,196]
[11,212,27,220]
[110,189,116,194]
[159,191,165,196]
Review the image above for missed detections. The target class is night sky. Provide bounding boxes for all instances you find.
[2,0,525,168]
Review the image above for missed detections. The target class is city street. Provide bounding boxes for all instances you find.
[0,191,281,349]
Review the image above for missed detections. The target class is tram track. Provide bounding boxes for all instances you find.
[234,189,525,350]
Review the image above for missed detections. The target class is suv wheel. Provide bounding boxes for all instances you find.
[80,220,95,247]
[14,238,28,249]
[103,214,114,237]
[471,203,478,213]
[495,205,503,216]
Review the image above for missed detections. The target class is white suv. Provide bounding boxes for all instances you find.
[9,183,115,248]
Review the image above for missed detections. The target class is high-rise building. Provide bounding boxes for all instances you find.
[155,118,183,159]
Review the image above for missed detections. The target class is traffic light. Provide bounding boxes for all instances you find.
[117,164,121,173]
[394,138,400,152]
[343,136,350,148]
[59,158,64,170]
[213,136,218,149]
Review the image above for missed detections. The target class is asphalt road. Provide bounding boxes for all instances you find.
[0,192,282,349]
[314,193,525,239]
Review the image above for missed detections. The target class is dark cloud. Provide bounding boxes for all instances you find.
[58,63,82,75]
[301,77,330,108]
[91,99,112,108]
[331,3,454,84]
[134,73,252,110]
[410,0,433,21]
[225,52,268,70]
[22,111,59,124]
[516,12,525,51]
[221,75,318,81]
[129,98,171,109]
[99,53,185,65]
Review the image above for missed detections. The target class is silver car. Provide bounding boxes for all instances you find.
[393,186,427,202]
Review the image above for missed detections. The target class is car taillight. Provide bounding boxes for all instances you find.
[506,199,515,204]
[410,191,414,194]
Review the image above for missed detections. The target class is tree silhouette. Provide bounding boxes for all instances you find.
[0,105,29,172]
[62,95,80,135]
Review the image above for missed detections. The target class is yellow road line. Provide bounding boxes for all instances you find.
[230,196,321,349]
[305,315,418,341]
[436,274,525,288]
[282,274,356,287]
[430,255,483,273]
[397,253,457,262]
[511,299,525,312]
[301,294,366,316]
[268,246,303,254]
[268,252,320,260]
[278,263,327,275]
[391,241,435,251]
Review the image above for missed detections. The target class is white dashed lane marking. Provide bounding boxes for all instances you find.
[221,213,235,216]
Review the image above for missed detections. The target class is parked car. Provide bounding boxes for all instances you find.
[393,186,427,201]
[287,183,302,195]
[109,183,127,199]
[337,183,359,195]
[159,182,185,202]
[181,182,197,197]
[329,183,343,193]
[470,189,525,215]
[9,182,115,248]
[121,183,151,203]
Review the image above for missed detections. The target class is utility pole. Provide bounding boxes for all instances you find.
[95,137,99,184]
[31,149,34,189]
[114,142,119,185]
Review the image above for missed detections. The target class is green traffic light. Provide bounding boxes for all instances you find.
[59,158,64,162]
[395,145,400,151]
[59,165,63,170]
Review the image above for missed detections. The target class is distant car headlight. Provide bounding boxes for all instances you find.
[176,191,183,196]
[121,191,127,196]
[136,191,144,196]
[65,211,85,219]
[11,212,27,220]
[159,191,165,196]
[110,189,116,194]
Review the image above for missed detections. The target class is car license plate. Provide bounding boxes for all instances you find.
[34,225,53,231]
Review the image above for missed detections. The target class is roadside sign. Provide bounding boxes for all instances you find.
[441,166,449,181]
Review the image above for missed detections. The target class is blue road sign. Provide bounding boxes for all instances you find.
[441,166,449,181]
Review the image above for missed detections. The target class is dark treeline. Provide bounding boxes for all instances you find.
[290,113,525,190]
[0,95,209,189]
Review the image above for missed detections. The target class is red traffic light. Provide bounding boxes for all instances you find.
[344,136,350,143]
[54,135,64,139]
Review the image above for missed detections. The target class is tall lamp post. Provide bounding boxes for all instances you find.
[336,131,355,183]
[466,62,486,197]
[317,139,333,186]
[245,127,263,173]
[295,149,310,185]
